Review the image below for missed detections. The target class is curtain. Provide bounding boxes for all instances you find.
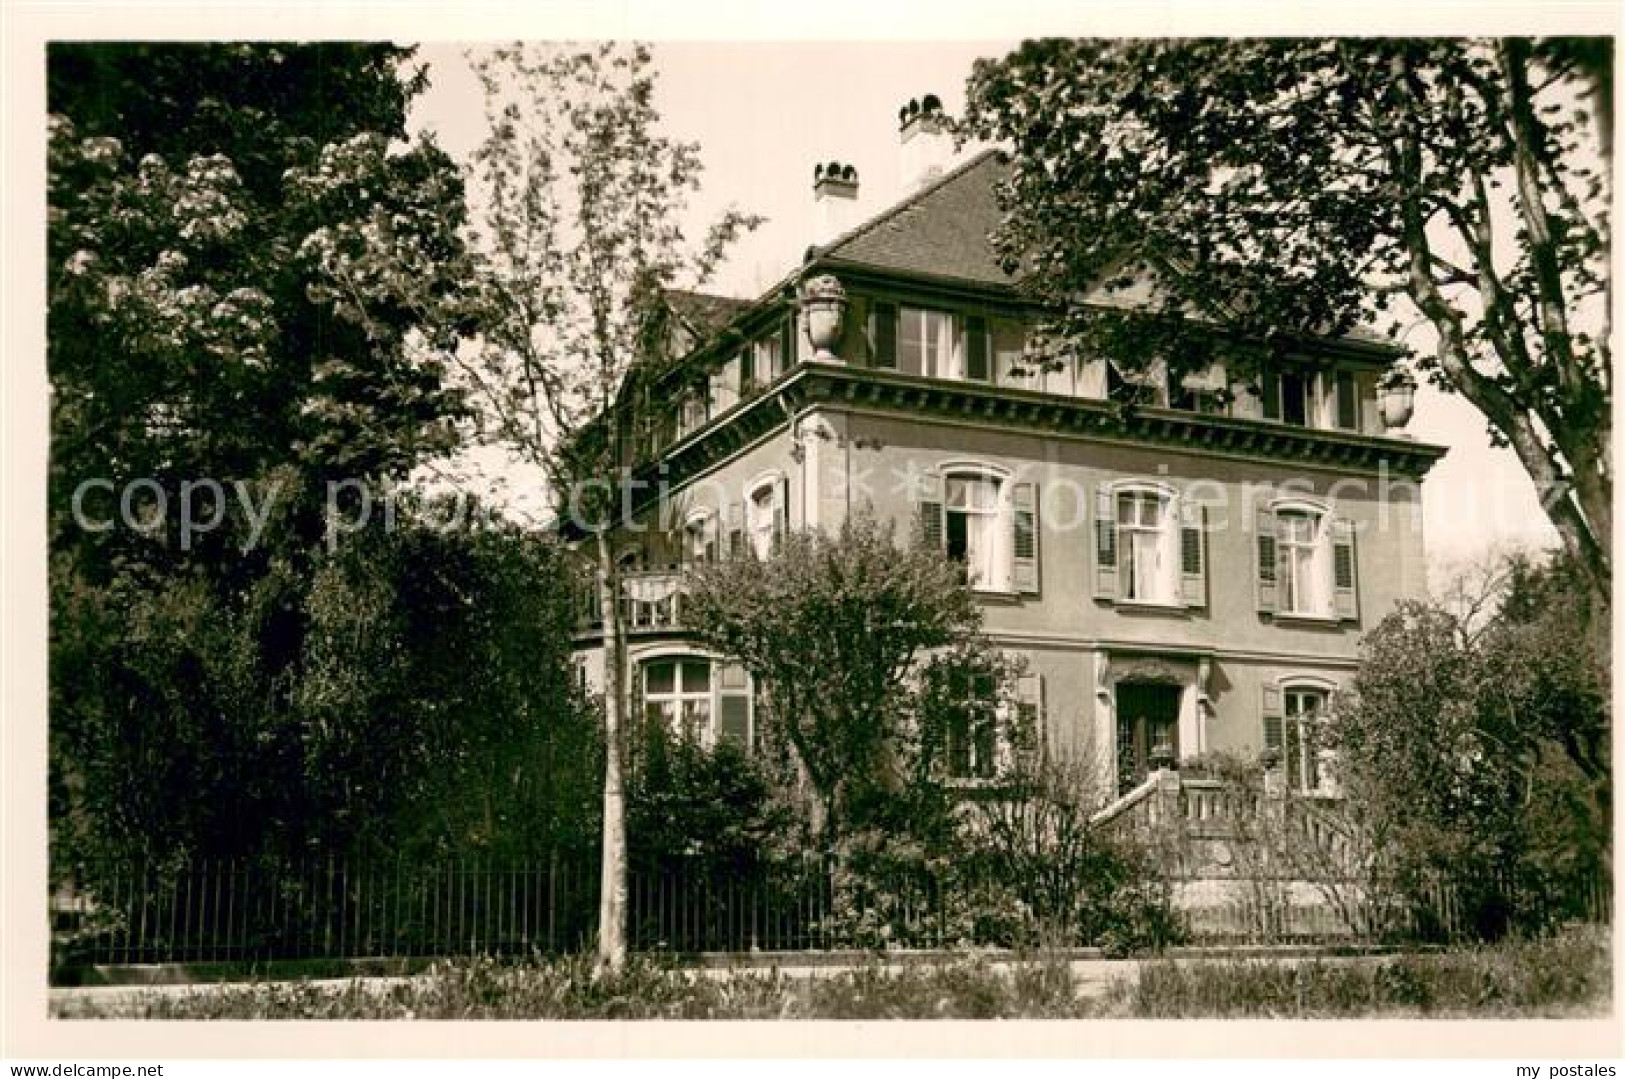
[949,476,1004,589]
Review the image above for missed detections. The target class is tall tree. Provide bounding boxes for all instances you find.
[456,42,760,970]
[964,38,1612,615]
[685,513,988,842]
[47,44,478,867]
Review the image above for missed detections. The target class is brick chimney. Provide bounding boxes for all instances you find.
[813,160,859,244]
[899,93,950,192]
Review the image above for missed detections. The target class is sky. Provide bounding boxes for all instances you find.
[407,40,1563,576]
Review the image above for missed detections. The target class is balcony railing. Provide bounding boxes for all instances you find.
[575,567,690,635]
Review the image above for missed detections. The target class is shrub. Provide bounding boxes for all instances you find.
[1114,928,1610,1017]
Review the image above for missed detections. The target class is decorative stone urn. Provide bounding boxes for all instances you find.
[799,274,848,362]
[1378,368,1418,432]
[1149,740,1176,772]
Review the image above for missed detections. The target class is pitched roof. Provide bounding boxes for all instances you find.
[813,150,1016,288]
[665,289,753,339]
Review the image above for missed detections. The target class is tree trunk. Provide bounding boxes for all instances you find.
[593,529,629,973]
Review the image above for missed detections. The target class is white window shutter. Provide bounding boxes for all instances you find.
[1179,499,1207,608]
[1331,517,1358,621]
[1255,506,1279,613]
[1093,486,1118,599]
[1012,482,1039,595]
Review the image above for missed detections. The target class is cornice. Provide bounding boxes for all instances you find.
[621,360,1446,517]
[789,363,1446,479]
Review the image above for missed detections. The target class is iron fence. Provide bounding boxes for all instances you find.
[50,851,1612,976]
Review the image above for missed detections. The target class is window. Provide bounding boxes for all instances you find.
[641,656,754,750]
[684,511,717,565]
[1278,508,1329,616]
[1256,502,1357,620]
[1334,370,1360,430]
[1284,687,1327,795]
[746,479,783,559]
[946,474,1004,590]
[643,658,713,741]
[710,356,741,415]
[1116,489,1177,604]
[1094,484,1205,607]
[1264,682,1334,796]
[1168,365,1227,414]
[677,384,708,438]
[1262,366,1363,430]
[944,669,998,780]
[917,468,1040,595]
[898,307,957,378]
[964,315,991,382]
[751,318,793,385]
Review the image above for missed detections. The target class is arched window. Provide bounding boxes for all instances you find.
[744,475,786,559]
[1257,498,1356,621]
[1092,481,1207,608]
[915,463,1039,595]
[1263,677,1339,796]
[683,509,718,566]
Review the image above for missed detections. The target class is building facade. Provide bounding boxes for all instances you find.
[573,101,1445,805]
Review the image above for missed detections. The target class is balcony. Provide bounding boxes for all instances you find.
[575,567,691,636]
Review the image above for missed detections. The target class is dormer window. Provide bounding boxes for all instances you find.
[1262,365,1364,431]
[898,307,957,378]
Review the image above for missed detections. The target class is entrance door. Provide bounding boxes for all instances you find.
[1115,682,1183,795]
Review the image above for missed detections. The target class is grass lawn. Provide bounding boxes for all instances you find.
[51,928,1610,1020]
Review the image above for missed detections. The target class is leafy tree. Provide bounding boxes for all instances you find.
[49,43,469,556]
[1328,565,1607,937]
[51,495,598,872]
[455,42,761,970]
[963,38,1612,613]
[45,44,497,872]
[685,513,986,843]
